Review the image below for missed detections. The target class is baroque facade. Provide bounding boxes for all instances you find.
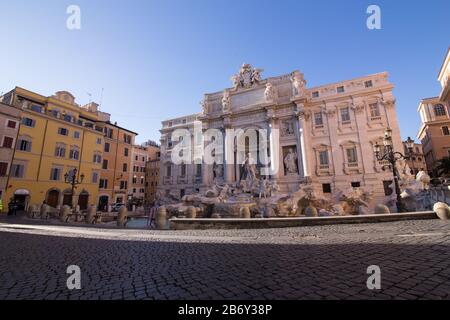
[158,64,402,205]
[417,49,450,177]
[417,97,450,176]
[438,47,450,105]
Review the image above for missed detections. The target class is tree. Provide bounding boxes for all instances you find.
[437,157,450,177]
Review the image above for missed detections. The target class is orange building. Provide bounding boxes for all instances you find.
[0,87,138,212]
[417,97,450,176]
[97,119,137,210]
[145,151,160,206]
[128,142,160,206]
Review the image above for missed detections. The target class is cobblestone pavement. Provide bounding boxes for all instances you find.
[0,219,450,300]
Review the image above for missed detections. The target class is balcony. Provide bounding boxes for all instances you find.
[177,176,188,184]
[316,164,333,176]
[193,175,202,184]
[343,161,362,174]
[163,176,173,185]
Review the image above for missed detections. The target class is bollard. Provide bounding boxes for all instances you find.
[27,204,36,218]
[433,202,450,220]
[86,205,96,224]
[60,205,71,222]
[155,206,167,230]
[117,206,128,227]
[40,204,50,220]
[59,205,65,218]
[186,206,197,219]
[358,206,370,215]
[304,206,318,217]
[240,206,251,219]
[374,204,390,214]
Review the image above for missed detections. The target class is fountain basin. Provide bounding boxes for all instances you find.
[169,211,436,230]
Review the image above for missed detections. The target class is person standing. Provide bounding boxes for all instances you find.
[8,198,17,216]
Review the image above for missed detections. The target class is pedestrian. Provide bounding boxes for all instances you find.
[8,198,15,216]
[12,199,18,215]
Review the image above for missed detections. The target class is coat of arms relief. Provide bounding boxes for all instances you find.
[231,63,264,90]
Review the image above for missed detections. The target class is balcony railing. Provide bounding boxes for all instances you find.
[163,176,173,185]
[177,176,188,184]
[193,176,202,184]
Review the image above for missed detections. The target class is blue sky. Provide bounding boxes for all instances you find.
[0,0,448,144]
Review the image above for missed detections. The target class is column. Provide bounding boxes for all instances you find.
[224,128,234,183]
[294,119,304,177]
[295,107,310,178]
[268,117,281,179]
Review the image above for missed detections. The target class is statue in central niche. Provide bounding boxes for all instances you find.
[284,148,298,175]
[239,155,258,193]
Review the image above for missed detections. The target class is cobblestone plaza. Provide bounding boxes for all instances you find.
[0,219,449,300]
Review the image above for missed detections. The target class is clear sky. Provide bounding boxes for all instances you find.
[0,0,448,144]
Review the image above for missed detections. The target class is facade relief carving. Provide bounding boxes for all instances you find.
[381,99,396,108]
[281,119,295,137]
[297,110,311,121]
[351,103,365,114]
[326,109,336,118]
[230,63,263,90]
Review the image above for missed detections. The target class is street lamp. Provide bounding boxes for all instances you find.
[373,128,411,213]
[64,168,85,208]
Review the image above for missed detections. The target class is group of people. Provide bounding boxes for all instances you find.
[2,198,19,216]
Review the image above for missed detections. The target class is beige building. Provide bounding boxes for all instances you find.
[0,102,21,205]
[402,141,427,175]
[158,64,403,205]
[438,47,450,105]
[417,97,450,176]
[415,47,450,177]
[129,142,160,205]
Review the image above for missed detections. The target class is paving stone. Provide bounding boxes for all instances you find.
[0,219,449,299]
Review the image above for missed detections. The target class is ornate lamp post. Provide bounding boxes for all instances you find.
[373,129,414,213]
[64,168,84,208]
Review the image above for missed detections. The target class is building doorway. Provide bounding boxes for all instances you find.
[63,190,72,207]
[78,191,89,210]
[13,189,30,211]
[98,195,109,211]
[46,189,60,208]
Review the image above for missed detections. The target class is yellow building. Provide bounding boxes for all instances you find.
[1,88,106,211]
